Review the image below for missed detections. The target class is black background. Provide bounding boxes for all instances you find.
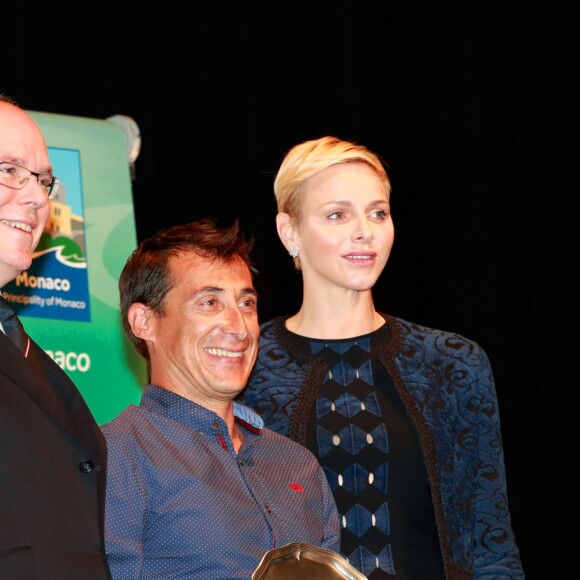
[4,3,577,577]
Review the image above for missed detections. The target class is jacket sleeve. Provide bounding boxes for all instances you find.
[472,348,524,577]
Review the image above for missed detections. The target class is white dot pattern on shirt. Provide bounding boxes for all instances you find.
[102,389,340,579]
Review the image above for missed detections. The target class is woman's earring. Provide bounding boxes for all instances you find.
[289,246,299,258]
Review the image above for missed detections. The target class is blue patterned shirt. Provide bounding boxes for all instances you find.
[102,385,340,579]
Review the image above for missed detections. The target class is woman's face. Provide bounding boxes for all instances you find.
[292,161,394,293]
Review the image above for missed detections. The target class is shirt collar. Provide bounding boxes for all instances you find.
[141,384,264,434]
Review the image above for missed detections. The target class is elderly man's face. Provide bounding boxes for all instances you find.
[0,102,52,287]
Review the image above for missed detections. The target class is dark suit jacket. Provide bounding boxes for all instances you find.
[0,332,111,579]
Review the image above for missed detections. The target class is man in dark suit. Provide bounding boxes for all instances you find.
[0,93,111,579]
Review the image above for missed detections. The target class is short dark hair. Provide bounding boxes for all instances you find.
[0,90,18,105]
[119,218,256,363]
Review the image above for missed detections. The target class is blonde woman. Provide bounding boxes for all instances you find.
[240,136,523,579]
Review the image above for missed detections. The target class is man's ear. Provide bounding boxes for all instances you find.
[127,303,154,340]
[276,212,298,253]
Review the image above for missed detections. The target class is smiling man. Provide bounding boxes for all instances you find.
[0,93,111,579]
[102,219,340,579]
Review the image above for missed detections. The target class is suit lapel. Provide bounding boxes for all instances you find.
[0,332,94,447]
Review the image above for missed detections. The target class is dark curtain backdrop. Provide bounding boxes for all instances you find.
[5,3,576,577]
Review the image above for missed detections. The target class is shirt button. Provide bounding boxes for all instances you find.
[79,460,94,473]
[211,421,220,429]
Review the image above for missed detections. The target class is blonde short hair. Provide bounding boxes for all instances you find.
[274,135,391,219]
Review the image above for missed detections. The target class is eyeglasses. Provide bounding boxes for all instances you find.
[0,161,60,200]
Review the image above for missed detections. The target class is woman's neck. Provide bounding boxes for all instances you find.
[286,292,384,339]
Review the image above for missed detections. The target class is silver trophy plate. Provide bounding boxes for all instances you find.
[252,542,368,579]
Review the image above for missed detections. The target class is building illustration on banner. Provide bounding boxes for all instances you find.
[3,146,91,322]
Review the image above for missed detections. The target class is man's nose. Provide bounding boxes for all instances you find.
[20,177,50,208]
[222,307,248,341]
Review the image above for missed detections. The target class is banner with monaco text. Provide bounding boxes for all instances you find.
[2,110,146,424]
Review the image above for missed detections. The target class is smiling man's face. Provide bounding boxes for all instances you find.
[0,102,52,287]
[131,252,260,408]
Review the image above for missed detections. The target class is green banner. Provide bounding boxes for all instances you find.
[3,110,146,425]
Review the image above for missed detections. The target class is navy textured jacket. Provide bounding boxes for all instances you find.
[240,315,524,579]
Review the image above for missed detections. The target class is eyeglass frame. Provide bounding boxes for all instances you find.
[0,160,61,200]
